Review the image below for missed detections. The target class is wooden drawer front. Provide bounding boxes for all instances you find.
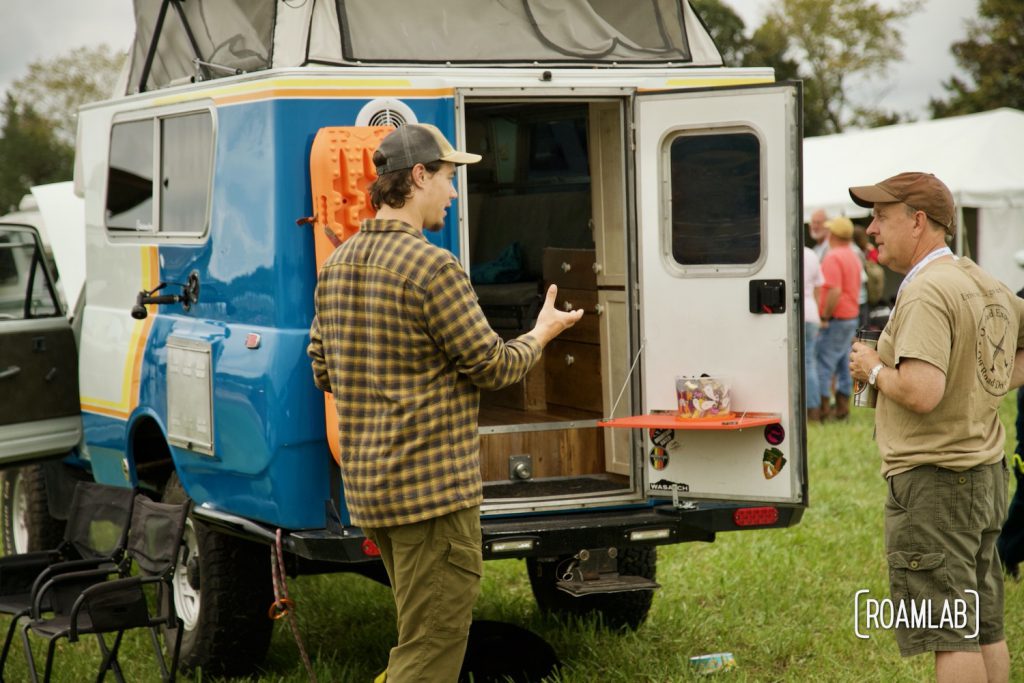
[555,288,599,344]
[543,248,597,290]
[545,340,602,412]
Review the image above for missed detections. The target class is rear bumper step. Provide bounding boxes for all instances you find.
[557,574,661,596]
[193,501,803,564]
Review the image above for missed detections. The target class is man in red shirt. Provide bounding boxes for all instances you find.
[816,216,862,419]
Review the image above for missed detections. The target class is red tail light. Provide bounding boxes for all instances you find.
[733,507,779,527]
[361,539,381,557]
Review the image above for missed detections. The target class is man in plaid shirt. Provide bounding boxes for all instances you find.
[309,123,582,682]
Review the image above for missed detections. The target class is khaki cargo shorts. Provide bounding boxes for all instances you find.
[884,458,1009,656]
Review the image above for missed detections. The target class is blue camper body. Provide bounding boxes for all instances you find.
[83,96,462,531]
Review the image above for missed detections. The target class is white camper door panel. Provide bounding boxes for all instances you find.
[635,84,802,504]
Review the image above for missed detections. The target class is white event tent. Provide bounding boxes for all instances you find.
[803,108,1024,291]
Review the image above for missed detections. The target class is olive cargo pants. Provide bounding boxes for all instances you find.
[364,506,483,683]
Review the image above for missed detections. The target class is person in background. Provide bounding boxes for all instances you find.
[308,123,583,682]
[849,171,1022,683]
[996,285,1024,579]
[809,208,830,259]
[856,224,888,326]
[816,215,862,420]
[851,226,871,328]
[856,225,879,263]
[804,244,825,422]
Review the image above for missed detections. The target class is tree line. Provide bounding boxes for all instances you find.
[1,0,1021,214]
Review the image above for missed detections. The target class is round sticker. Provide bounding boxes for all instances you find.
[764,423,785,445]
[650,447,669,471]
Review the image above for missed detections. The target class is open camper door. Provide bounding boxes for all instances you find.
[632,83,804,505]
[0,223,80,465]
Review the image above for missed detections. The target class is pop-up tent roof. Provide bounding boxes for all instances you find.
[803,108,1024,220]
[127,0,722,94]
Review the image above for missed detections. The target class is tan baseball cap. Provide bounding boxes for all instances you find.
[374,123,481,175]
[825,215,853,239]
[849,172,956,233]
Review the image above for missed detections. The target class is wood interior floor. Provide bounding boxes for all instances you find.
[484,473,630,500]
[479,404,601,427]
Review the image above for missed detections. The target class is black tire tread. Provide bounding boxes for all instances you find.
[1,465,64,555]
[164,474,274,676]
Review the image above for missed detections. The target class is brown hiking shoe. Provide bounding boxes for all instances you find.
[820,396,832,421]
[834,392,850,420]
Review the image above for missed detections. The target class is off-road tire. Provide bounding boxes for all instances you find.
[163,473,274,676]
[527,546,656,630]
[1,465,64,555]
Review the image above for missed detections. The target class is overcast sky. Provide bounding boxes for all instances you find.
[725,0,978,122]
[0,0,977,123]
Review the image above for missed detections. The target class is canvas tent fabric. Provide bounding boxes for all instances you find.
[127,0,721,93]
[803,108,1024,219]
[803,108,1024,291]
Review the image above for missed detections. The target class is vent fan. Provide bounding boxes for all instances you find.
[366,109,407,128]
[355,98,418,128]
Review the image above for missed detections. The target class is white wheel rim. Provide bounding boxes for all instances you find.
[10,473,30,554]
[173,519,201,630]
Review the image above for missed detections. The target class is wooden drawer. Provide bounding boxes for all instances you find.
[554,288,599,344]
[543,248,597,291]
[545,340,602,412]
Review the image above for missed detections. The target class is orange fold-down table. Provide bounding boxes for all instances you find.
[598,412,781,431]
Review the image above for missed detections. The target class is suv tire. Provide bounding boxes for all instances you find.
[1,465,64,554]
[163,472,274,675]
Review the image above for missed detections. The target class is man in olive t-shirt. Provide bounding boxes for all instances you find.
[849,172,1024,683]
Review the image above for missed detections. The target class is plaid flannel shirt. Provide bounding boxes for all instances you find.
[308,219,542,528]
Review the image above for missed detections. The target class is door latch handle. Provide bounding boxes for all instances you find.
[0,366,21,380]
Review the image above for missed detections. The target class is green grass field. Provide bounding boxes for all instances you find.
[3,401,1021,681]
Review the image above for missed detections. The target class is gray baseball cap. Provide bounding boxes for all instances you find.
[374,123,481,175]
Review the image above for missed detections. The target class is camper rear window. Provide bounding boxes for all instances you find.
[667,132,761,267]
[106,111,213,236]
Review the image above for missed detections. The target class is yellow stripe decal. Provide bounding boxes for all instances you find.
[129,247,160,410]
[81,404,132,419]
[80,246,159,419]
[646,76,774,90]
[148,77,454,106]
[215,87,454,106]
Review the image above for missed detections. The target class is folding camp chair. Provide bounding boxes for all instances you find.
[0,481,135,678]
[20,495,191,683]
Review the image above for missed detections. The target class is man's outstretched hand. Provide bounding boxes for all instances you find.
[531,284,584,347]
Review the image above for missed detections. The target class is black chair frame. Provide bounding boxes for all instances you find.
[0,481,135,681]
[20,496,191,683]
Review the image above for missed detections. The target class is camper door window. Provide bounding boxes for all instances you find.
[106,110,213,237]
[667,131,761,267]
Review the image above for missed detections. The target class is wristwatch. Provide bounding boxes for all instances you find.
[867,363,885,387]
